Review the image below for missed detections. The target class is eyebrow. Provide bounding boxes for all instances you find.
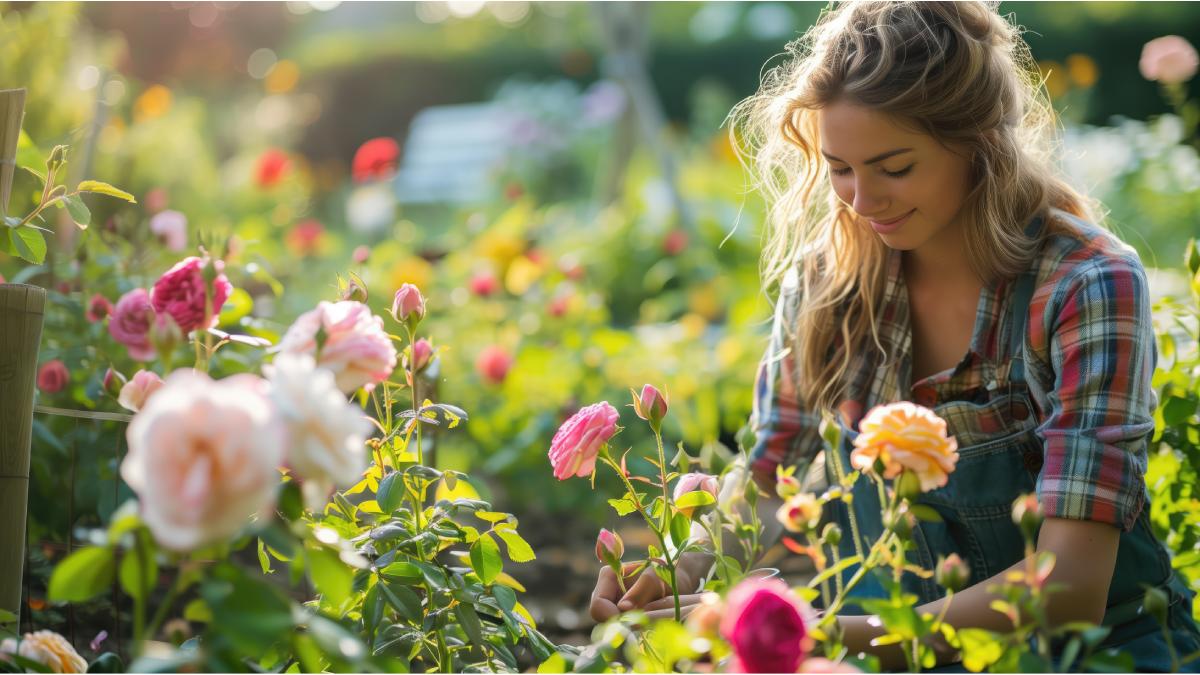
[821,147,914,165]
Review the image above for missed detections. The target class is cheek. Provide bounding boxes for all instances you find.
[830,176,854,205]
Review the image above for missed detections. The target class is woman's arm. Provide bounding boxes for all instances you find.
[839,516,1120,670]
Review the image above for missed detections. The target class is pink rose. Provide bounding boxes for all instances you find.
[151,257,232,334]
[109,289,156,361]
[277,300,397,393]
[1140,35,1199,84]
[391,283,426,324]
[408,338,433,373]
[85,294,113,323]
[548,401,619,480]
[720,577,811,673]
[120,370,285,551]
[149,210,188,252]
[673,472,719,518]
[117,369,164,413]
[37,360,69,394]
[475,345,513,385]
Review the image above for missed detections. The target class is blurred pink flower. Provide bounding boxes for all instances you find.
[663,228,689,256]
[469,271,498,297]
[143,188,168,214]
[109,289,156,361]
[151,257,232,334]
[475,345,513,385]
[548,293,571,317]
[408,338,433,373]
[721,577,811,673]
[149,209,188,252]
[37,360,69,394]
[1140,35,1199,84]
[548,401,619,480]
[352,245,370,264]
[352,137,400,183]
[117,369,164,413]
[255,148,289,188]
[286,219,324,256]
[277,300,397,393]
[121,370,285,551]
[85,293,113,323]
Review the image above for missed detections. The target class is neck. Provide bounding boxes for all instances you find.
[902,217,979,286]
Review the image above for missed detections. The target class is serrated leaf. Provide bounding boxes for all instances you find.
[9,226,46,264]
[76,180,136,203]
[470,533,502,585]
[607,498,638,516]
[63,194,90,228]
[496,529,536,563]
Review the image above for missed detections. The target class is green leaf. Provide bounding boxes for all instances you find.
[495,529,536,563]
[376,471,405,513]
[76,180,136,203]
[674,490,716,512]
[183,598,211,623]
[473,510,510,523]
[1162,396,1198,426]
[491,584,517,613]
[307,546,352,609]
[48,546,115,602]
[806,555,862,588]
[63,194,90,228]
[957,628,1004,672]
[669,512,691,545]
[607,498,638,516]
[257,539,273,574]
[537,653,568,674]
[9,226,46,264]
[118,536,158,602]
[0,608,17,624]
[379,561,423,584]
[87,652,124,673]
[379,580,423,622]
[455,602,485,646]
[470,533,502,585]
[909,504,943,523]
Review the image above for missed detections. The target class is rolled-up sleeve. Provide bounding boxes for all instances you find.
[1036,257,1156,532]
[748,272,823,488]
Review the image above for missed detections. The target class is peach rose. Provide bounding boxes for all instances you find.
[1,631,87,673]
[850,401,959,493]
[120,370,285,551]
[117,369,164,413]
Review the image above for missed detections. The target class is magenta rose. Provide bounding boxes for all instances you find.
[151,257,232,334]
[36,360,69,394]
[108,289,156,361]
[720,577,811,673]
[85,294,113,323]
[548,401,619,480]
[277,300,397,393]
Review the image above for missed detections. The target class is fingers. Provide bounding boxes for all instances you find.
[645,603,698,620]
[590,562,649,623]
[617,568,669,612]
[642,593,707,612]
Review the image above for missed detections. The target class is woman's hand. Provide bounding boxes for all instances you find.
[588,553,711,622]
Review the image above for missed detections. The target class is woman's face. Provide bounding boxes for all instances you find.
[817,99,973,253]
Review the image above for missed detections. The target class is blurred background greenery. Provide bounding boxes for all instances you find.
[3,0,1199,640]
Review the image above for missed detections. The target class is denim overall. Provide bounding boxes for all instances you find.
[817,219,1200,671]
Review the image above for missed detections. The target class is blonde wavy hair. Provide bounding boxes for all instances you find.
[729,0,1099,413]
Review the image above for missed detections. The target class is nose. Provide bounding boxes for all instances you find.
[851,175,889,218]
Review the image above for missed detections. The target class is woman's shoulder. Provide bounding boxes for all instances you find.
[1032,208,1148,297]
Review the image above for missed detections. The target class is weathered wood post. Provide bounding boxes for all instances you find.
[0,88,45,628]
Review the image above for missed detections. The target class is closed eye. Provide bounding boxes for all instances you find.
[829,164,915,178]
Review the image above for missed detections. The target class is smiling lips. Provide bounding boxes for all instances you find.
[868,209,915,233]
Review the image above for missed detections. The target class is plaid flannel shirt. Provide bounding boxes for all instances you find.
[748,210,1156,531]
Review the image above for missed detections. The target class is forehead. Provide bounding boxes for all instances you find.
[817,100,931,160]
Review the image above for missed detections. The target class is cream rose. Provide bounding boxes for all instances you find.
[120,370,286,551]
[850,401,959,493]
[1,631,87,673]
[266,353,372,508]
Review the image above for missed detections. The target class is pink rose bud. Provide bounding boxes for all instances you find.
[85,294,114,323]
[109,288,156,361]
[1012,493,1043,541]
[118,369,164,413]
[469,271,498,297]
[475,345,513,385]
[935,553,970,593]
[150,313,184,358]
[663,228,689,256]
[37,360,69,394]
[548,401,619,480]
[103,368,127,398]
[407,338,433,374]
[673,472,720,519]
[1140,35,1199,84]
[595,528,624,567]
[352,245,370,264]
[340,275,368,303]
[391,283,426,328]
[631,384,668,430]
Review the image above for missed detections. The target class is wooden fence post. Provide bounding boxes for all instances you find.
[0,88,41,628]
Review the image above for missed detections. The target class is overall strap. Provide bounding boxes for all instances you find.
[1005,216,1044,389]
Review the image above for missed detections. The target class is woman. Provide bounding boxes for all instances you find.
[589,1,1200,670]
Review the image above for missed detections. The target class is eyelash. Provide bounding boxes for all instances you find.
[830,165,914,178]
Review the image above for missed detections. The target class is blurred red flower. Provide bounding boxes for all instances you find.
[352,137,400,183]
[256,149,290,188]
[287,219,325,256]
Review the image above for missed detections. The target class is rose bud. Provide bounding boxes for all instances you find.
[631,384,668,432]
[821,522,841,547]
[885,504,916,540]
[935,553,970,593]
[595,528,624,568]
[103,368,127,398]
[391,283,425,330]
[776,467,802,499]
[1011,493,1043,542]
[407,338,433,374]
